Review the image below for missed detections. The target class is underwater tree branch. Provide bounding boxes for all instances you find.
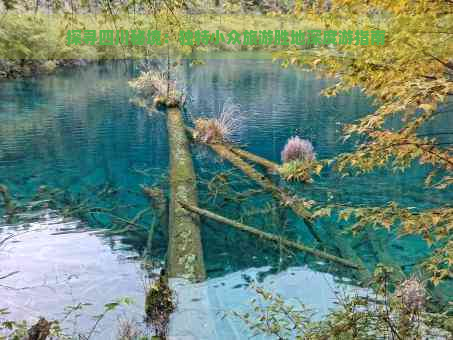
[178,200,363,270]
[0,271,19,280]
[186,126,323,243]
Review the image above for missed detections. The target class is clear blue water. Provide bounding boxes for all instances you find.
[0,59,452,317]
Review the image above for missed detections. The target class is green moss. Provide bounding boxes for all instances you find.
[278,160,313,183]
[145,272,175,338]
[166,108,206,282]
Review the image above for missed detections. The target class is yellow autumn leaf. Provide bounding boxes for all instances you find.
[419,103,435,112]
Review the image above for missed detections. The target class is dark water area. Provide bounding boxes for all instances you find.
[0,59,451,332]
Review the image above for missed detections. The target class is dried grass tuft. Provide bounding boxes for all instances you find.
[193,100,242,144]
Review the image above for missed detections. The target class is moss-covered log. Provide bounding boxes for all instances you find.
[178,200,362,270]
[186,128,371,282]
[230,146,280,173]
[209,142,329,242]
[166,108,206,282]
[220,142,388,282]
[186,127,322,243]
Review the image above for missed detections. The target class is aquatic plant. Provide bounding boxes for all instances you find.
[281,136,315,164]
[193,100,242,144]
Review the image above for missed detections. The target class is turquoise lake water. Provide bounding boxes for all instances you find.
[0,59,451,337]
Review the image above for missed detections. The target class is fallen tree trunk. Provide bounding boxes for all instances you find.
[178,200,362,270]
[227,142,402,282]
[186,127,372,281]
[229,146,280,173]
[186,127,322,243]
[167,108,206,282]
[209,142,327,243]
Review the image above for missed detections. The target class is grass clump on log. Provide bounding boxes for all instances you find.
[186,125,373,282]
[193,100,242,144]
[278,136,322,183]
[129,70,185,109]
[187,125,323,243]
[131,61,206,282]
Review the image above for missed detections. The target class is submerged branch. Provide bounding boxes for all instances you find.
[187,126,323,243]
[0,271,19,280]
[186,126,372,281]
[230,146,280,173]
[0,184,17,220]
[142,185,168,258]
[178,200,362,270]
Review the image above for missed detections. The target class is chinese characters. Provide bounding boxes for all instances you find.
[67,29,385,46]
